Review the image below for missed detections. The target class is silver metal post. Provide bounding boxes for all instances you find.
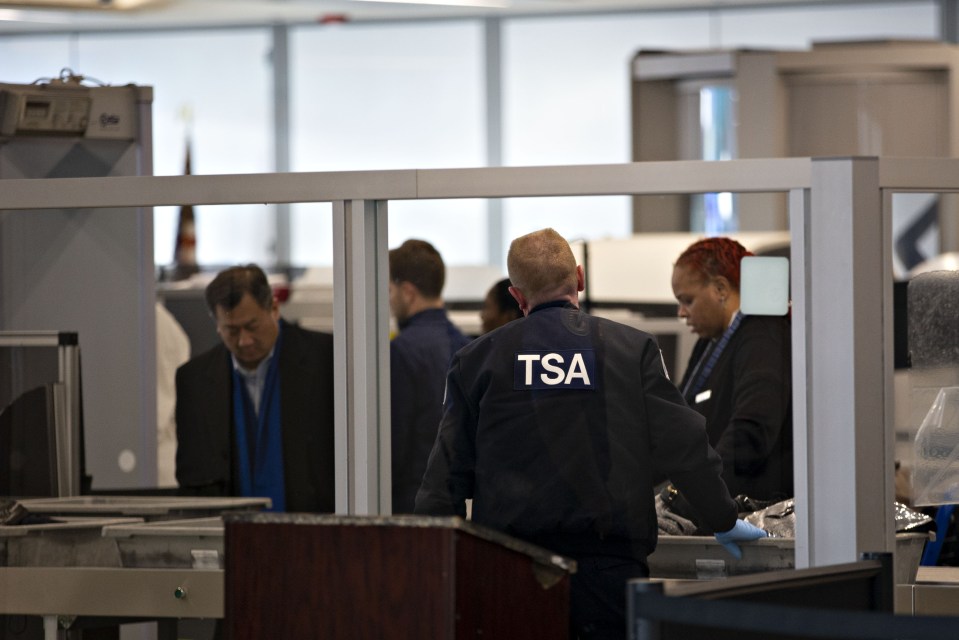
[803,157,894,566]
[332,199,392,515]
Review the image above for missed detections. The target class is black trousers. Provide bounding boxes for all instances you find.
[568,553,649,640]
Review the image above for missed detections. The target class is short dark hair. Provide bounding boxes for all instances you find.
[490,278,522,320]
[205,264,273,314]
[388,239,445,299]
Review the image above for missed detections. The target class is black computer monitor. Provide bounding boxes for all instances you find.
[0,331,85,497]
[0,384,57,497]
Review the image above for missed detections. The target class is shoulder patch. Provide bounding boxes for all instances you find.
[514,349,596,390]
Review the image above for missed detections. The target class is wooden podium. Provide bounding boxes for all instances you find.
[224,514,575,639]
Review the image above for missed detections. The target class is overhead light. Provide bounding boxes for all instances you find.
[351,0,510,8]
[0,0,163,9]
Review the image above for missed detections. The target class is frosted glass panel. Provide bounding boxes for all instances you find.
[740,256,789,316]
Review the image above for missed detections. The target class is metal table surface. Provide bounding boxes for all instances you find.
[0,497,268,639]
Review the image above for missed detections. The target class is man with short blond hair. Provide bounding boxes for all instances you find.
[416,228,764,639]
[506,227,579,306]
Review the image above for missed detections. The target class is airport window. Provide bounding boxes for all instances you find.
[289,21,485,267]
[0,1,942,267]
[0,36,75,84]
[68,29,275,266]
[501,11,713,245]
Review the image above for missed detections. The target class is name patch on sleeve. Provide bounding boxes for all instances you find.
[514,349,596,390]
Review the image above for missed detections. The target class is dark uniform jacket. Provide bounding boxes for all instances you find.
[390,308,471,513]
[679,314,793,502]
[174,320,336,513]
[415,301,737,560]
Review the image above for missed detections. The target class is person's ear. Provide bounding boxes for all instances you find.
[508,286,530,316]
[400,280,418,302]
[713,275,732,298]
[576,265,585,293]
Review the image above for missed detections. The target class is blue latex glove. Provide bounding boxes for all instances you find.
[714,519,767,559]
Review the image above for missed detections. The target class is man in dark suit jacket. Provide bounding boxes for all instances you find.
[175,264,335,513]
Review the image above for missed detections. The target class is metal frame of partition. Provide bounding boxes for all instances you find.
[4,156,957,571]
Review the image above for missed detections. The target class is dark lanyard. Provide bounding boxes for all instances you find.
[683,311,743,400]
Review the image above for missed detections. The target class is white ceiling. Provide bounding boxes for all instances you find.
[0,0,851,33]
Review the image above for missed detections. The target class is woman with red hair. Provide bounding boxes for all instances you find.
[671,237,793,503]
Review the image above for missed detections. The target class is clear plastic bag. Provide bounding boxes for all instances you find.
[913,386,959,506]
